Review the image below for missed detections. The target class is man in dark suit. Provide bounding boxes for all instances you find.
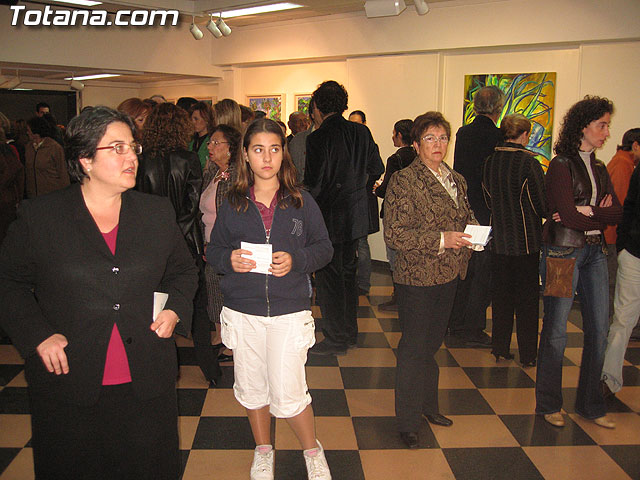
[304,81,384,356]
[448,86,505,347]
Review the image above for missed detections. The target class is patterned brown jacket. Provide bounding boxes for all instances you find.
[383,158,476,286]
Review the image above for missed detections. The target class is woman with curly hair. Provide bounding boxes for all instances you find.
[137,102,222,386]
[189,101,216,170]
[536,96,622,429]
[117,97,152,141]
[199,124,242,362]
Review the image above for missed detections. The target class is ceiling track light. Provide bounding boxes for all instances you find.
[364,0,406,18]
[216,16,231,36]
[69,74,85,91]
[415,0,430,15]
[206,14,222,38]
[190,16,203,40]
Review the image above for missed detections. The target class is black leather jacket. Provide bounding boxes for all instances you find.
[545,154,613,247]
[136,149,204,257]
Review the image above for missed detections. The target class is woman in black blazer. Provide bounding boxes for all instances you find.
[0,107,198,480]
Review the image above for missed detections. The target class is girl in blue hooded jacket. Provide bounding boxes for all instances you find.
[207,118,333,480]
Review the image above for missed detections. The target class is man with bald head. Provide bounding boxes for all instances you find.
[287,111,309,142]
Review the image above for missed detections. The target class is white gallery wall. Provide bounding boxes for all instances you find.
[2,0,639,260]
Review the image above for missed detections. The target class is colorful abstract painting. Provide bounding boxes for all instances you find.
[463,72,556,170]
[247,95,283,121]
[295,94,311,116]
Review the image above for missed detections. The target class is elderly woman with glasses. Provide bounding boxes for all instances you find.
[137,102,223,387]
[384,111,478,449]
[0,106,198,479]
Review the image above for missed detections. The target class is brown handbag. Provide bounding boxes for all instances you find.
[543,257,576,298]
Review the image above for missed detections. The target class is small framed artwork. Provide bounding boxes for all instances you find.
[294,94,312,116]
[247,94,283,121]
[195,97,214,106]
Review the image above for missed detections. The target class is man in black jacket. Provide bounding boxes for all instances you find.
[305,81,384,355]
[448,86,505,347]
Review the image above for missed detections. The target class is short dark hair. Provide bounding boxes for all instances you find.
[27,116,53,138]
[312,80,348,116]
[349,110,366,123]
[411,111,451,144]
[176,97,198,112]
[618,128,640,151]
[473,86,505,116]
[394,119,413,145]
[555,95,614,157]
[65,106,134,183]
[35,102,50,113]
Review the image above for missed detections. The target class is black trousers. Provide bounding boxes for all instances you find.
[395,279,458,432]
[29,384,180,480]
[448,249,491,337]
[315,238,359,346]
[192,261,221,382]
[490,252,539,363]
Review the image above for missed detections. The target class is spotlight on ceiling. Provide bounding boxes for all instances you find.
[415,0,430,15]
[70,79,85,91]
[216,16,231,36]
[190,17,204,40]
[206,15,222,38]
[364,0,406,18]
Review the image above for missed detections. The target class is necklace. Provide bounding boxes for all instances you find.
[213,165,230,182]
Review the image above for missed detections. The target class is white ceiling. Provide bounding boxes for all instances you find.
[1,0,448,87]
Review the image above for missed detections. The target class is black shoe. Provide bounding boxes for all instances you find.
[423,414,453,427]
[400,431,419,449]
[444,334,467,348]
[464,331,492,348]
[521,359,537,368]
[309,339,348,356]
[378,298,398,312]
[218,352,233,362]
[492,351,515,362]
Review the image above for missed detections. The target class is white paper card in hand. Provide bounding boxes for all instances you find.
[464,225,492,246]
[241,241,273,275]
[153,292,169,321]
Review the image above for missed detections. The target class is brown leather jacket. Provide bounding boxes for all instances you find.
[384,158,476,286]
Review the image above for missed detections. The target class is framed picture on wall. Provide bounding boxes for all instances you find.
[247,94,283,121]
[463,72,556,171]
[294,94,312,116]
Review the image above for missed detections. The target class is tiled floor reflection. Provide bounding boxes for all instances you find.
[1,263,639,479]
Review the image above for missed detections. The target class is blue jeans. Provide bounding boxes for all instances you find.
[535,244,609,419]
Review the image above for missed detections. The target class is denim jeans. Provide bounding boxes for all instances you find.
[535,244,609,419]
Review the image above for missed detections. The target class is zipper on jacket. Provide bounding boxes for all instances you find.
[246,192,292,317]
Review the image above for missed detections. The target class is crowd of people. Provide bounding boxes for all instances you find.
[0,81,639,479]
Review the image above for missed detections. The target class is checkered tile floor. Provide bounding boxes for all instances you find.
[1,264,640,479]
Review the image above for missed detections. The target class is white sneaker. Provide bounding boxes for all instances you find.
[303,440,331,480]
[250,445,274,480]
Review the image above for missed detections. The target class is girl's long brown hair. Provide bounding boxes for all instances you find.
[228,118,303,211]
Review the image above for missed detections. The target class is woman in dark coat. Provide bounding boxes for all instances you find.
[482,114,546,366]
[137,102,222,386]
[199,123,241,362]
[0,106,198,479]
